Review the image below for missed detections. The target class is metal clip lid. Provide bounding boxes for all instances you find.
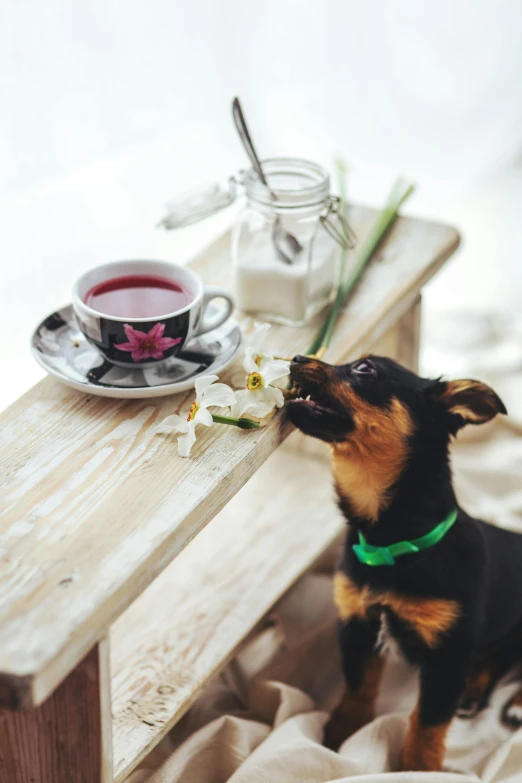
[158,177,238,230]
[319,196,357,250]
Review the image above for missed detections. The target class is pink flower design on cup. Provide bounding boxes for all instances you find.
[115,323,182,362]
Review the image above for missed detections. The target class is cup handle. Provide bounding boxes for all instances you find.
[194,286,235,337]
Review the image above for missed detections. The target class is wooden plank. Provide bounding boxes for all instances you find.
[0,639,112,782]
[110,443,342,782]
[396,295,422,373]
[0,208,459,708]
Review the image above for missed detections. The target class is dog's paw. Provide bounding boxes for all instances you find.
[502,692,522,729]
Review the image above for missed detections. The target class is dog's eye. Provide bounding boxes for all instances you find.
[352,359,377,377]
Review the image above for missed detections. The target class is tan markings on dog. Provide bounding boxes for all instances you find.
[333,571,370,621]
[441,379,502,423]
[331,393,413,521]
[442,380,485,422]
[401,705,450,771]
[332,572,460,648]
[325,654,384,747]
[384,593,461,648]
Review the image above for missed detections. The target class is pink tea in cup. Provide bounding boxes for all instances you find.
[84,274,191,318]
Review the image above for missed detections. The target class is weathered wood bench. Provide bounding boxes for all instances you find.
[0,206,459,782]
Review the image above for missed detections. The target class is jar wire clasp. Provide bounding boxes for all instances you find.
[320,196,357,250]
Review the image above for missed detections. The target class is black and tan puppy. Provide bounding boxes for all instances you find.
[287,354,522,772]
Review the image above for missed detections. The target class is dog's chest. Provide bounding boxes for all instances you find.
[375,609,404,660]
[333,571,461,651]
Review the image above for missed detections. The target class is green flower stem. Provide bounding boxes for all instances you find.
[306,315,329,358]
[211,414,260,429]
[306,178,415,357]
[335,155,349,288]
[306,157,349,356]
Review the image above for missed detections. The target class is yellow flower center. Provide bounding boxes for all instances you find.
[187,402,199,421]
[247,371,262,391]
[254,353,262,367]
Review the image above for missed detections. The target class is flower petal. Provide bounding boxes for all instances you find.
[114,341,134,352]
[261,384,284,408]
[195,374,220,397]
[159,414,190,434]
[230,367,248,389]
[250,395,280,417]
[177,424,197,457]
[243,348,259,375]
[250,322,271,356]
[201,382,236,409]
[230,388,276,419]
[194,407,213,426]
[131,349,147,362]
[230,389,254,418]
[123,324,146,342]
[148,322,165,340]
[260,358,291,386]
[156,336,182,350]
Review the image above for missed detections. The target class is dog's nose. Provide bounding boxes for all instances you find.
[292,355,312,364]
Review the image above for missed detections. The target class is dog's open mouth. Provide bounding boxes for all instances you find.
[287,378,353,440]
[290,377,349,417]
[291,384,345,418]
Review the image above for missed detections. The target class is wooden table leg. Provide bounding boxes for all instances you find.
[0,639,112,783]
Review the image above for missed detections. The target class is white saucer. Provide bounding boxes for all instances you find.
[31,304,242,399]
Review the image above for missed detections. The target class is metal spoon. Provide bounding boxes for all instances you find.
[232,97,302,265]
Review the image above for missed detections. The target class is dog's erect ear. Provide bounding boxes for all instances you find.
[432,379,507,430]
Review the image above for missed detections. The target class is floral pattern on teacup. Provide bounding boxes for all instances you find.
[115,322,181,362]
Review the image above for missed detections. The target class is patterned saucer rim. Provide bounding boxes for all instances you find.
[31,304,242,399]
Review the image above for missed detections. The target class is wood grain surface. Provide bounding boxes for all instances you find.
[110,442,342,781]
[0,207,459,708]
[0,640,112,782]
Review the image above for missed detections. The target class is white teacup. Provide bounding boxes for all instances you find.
[72,259,234,368]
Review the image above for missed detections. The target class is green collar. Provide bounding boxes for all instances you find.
[352,508,458,567]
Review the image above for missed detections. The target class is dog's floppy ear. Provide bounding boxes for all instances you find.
[431,379,507,431]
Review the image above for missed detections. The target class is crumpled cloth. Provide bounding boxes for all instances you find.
[132,655,522,783]
[127,312,522,783]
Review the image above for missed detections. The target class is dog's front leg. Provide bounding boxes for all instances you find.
[401,648,471,771]
[324,616,382,750]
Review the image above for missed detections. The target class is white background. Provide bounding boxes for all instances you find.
[2,0,522,409]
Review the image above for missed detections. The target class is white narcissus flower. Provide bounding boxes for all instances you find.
[231,323,290,419]
[160,375,235,457]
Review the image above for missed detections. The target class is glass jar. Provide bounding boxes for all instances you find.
[234,157,354,325]
[159,156,354,326]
